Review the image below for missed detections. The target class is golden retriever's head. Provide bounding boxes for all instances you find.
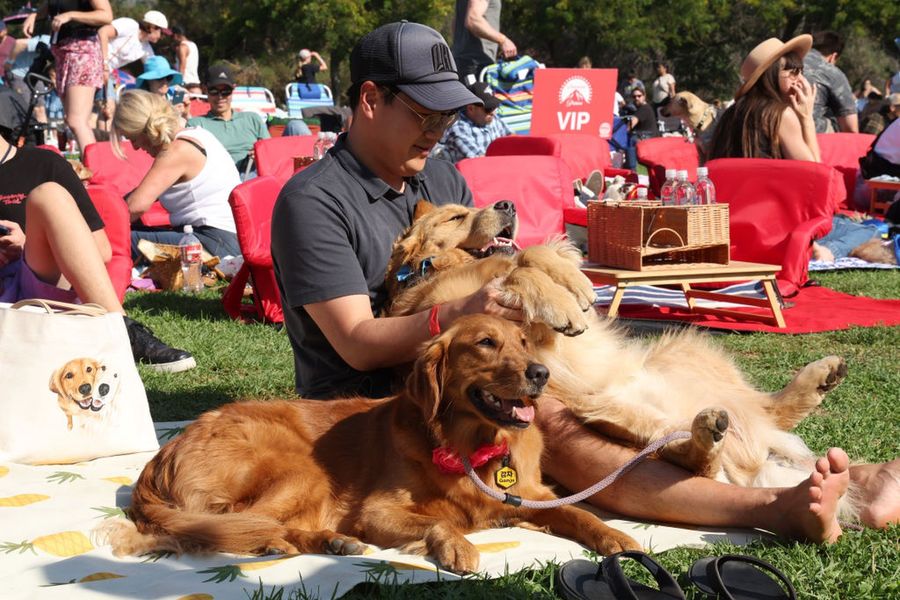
[386,201,518,298]
[407,315,549,446]
[49,358,114,414]
[661,91,711,129]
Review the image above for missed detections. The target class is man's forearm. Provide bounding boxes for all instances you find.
[837,113,858,133]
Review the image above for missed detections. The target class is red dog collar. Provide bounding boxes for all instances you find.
[432,440,509,475]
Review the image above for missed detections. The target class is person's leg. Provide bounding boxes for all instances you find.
[284,119,312,136]
[63,85,97,151]
[849,460,900,528]
[538,397,849,543]
[194,226,240,258]
[25,183,195,372]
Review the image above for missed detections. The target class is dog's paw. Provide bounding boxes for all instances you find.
[262,540,299,555]
[692,407,729,450]
[501,268,590,336]
[518,246,596,311]
[430,537,480,574]
[323,534,366,556]
[587,528,641,555]
[809,356,848,394]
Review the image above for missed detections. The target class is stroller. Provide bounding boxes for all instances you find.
[0,34,55,147]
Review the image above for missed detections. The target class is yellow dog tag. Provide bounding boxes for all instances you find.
[494,465,517,489]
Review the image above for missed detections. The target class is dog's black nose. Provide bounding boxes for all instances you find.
[493,200,516,216]
[78,383,91,395]
[98,383,109,396]
[525,363,549,387]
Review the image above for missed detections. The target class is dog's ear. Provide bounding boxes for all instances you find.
[406,334,449,424]
[49,366,64,394]
[413,200,436,221]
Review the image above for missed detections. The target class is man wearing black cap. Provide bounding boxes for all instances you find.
[433,81,511,163]
[269,21,893,547]
[271,21,520,401]
[187,64,269,174]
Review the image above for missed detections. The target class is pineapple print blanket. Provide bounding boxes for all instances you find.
[1,422,761,599]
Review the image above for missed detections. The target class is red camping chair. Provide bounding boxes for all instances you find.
[222,176,284,324]
[189,99,211,117]
[707,158,845,296]
[486,134,633,182]
[456,155,574,248]
[254,135,317,184]
[636,137,699,196]
[82,141,171,227]
[86,185,132,302]
[816,132,875,210]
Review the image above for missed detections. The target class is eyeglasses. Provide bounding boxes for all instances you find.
[208,87,233,97]
[781,66,803,77]
[391,92,458,132]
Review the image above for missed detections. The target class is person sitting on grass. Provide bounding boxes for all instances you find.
[111,90,240,263]
[271,21,899,547]
[0,102,195,373]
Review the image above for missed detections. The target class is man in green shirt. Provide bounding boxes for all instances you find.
[187,65,269,176]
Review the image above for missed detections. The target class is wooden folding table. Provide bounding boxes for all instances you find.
[582,261,786,328]
[864,179,900,216]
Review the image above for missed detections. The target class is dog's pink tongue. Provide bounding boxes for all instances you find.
[512,404,535,423]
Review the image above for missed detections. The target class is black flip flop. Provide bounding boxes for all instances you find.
[557,551,686,599]
[689,554,797,600]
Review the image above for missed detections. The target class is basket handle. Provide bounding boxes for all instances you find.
[9,299,108,316]
[644,227,685,249]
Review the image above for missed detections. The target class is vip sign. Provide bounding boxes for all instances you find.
[531,68,618,138]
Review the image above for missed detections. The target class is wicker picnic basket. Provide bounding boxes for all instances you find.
[587,201,730,270]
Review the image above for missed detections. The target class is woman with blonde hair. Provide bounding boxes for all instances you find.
[112,90,240,261]
[709,35,820,162]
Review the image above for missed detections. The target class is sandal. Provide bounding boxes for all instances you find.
[689,554,796,600]
[557,551,686,599]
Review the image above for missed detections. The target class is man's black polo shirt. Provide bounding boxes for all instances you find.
[271,134,474,399]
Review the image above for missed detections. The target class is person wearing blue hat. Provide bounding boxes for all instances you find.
[136,56,188,118]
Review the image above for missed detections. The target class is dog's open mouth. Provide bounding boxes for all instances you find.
[75,396,105,412]
[468,386,535,428]
[467,229,520,259]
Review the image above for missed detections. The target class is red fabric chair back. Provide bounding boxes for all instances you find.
[816,132,875,209]
[636,137,699,195]
[86,184,132,302]
[707,158,844,296]
[486,135,561,157]
[456,155,574,248]
[254,136,317,184]
[548,133,613,181]
[222,175,284,323]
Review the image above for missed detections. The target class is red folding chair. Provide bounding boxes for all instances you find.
[456,155,574,248]
[82,141,170,227]
[816,132,875,210]
[707,158,845,296]
[86,184,132,302]
[222,176,284,324]
[636,137,699,196]
[486,134,633,182]
[254,135,317,184]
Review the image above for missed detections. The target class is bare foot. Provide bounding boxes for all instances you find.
[812,241,835,262]
[851,458,900,528]
[773,447,849,543]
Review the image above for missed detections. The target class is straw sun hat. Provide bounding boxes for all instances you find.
[735,34,812,98]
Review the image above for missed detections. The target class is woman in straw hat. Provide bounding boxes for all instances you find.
[709,35,820,162]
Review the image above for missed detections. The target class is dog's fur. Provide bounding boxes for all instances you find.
[385,202,858,517]
[661,91,720,133]
[49,358,118,431]
[104,315,639,572]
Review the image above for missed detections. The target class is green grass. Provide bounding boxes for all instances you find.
[123,269,900,599]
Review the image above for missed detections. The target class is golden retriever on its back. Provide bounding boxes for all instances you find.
[385,202,853,514]
[105,315,639,571]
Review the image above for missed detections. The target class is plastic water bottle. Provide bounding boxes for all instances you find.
[660,169,677,206]
[673,170,696,206]
[321,131,337,154]
[695,166,717,205]
[312,132,326,160]
[179,225,203,293]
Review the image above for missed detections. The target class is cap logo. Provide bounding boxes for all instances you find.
[431,44,453,74]
[218,72,227,79]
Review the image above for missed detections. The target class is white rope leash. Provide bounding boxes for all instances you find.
[462,430,692,509]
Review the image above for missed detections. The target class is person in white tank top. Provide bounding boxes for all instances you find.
[172,26,201,93]
[111,90,241,262]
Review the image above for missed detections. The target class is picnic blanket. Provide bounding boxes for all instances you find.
[809,257,899,271]
[1,423,762,599]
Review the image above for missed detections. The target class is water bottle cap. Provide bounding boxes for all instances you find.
[697,167,708,177]
[677,170,688,179]
[183,225,193,234]
[665,169,677,178]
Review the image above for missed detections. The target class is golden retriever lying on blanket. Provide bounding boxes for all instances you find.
[385,201,855,516]
[105,315,639,571]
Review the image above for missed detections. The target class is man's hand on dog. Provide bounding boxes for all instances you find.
[457,277,524,323]
[0,220,25,268]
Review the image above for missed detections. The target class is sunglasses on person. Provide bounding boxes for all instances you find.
[391,92,458,132]
[781,66,804,77]
[208,87,233,97]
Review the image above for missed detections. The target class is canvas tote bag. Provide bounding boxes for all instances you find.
[0,300,159,464]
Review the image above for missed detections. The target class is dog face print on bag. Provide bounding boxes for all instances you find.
[48,358,119,431]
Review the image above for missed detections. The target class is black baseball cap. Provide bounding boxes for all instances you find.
[206,64,235,88]
[350,21,481,111]
[467,81,500,111]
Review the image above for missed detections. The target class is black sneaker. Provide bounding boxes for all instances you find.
[124,316,197,373]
